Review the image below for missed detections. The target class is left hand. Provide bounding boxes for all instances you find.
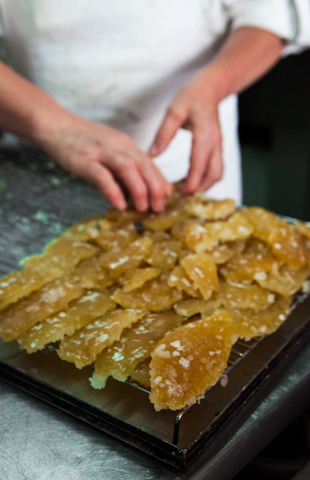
[149,72,223,195]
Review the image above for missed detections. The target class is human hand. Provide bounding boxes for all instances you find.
[37,113,173,212]
[149,72,223,196]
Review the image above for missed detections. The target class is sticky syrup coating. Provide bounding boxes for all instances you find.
[57,308,145,369]
[18,289,116,353]
[0,277,84,342]
[149,310,235,411]
[90,311,183,389]
[0,189,307,411]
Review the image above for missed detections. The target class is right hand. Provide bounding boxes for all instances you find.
[37,113,173,212]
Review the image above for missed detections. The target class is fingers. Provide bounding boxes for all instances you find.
[149,107,185,157]
[181,129,211,194]
[201,145,223,191]
[138,159,173,212]
[181,132,223,195]
[87,162,128,210]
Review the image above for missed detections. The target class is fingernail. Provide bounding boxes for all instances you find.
[149,145,157,156]
[149,141,161,156]
[116,199,127,210]
[136,201,148,212]
[152,200,165,212]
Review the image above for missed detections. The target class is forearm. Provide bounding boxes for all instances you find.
[0,60,69,143]
[194,26,285,103]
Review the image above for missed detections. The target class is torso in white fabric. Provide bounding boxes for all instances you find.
[0,0,298,202]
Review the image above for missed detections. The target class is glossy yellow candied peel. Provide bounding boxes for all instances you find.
[111,277,183,311]
[118,267,162,292]
[185,198,236,221]
[173,298,222,318]
[90,311,183,389]
[168,265,201,298]
[209,240,245,264]
[18,289,116,353]
[22,240,97,270]
[255,264,310,296]
[70,255,114,289]
[146,239,183,270]
[241,207,283,242]
[219,281,275,310]
[0,277,84,341]
[57,308,145,368]
[0,266,63,314]
[149,310,235,411]
[99,236,153,274]
[143,203,189,231]
[268,226,307,269]
[180,253,219,300]
[230,296,292,340]
[295,221,310,240]
[130,358,151,388]
[220,249,279,284]
[89,224,138,251]
[184,222,218,253]
[206,211,254,242]
[105,208,147,227]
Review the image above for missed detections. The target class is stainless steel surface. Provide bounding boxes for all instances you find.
[1,338,310,480]
[1,147,310,479]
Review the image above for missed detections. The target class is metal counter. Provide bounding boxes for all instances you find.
[1,147,310,479]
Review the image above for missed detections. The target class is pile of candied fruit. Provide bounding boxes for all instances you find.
[0,188,310,411]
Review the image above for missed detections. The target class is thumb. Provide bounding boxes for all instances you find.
[149,108,184,157]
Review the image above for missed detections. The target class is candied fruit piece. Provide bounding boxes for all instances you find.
[22,241,98,271]
[100,237,153,274]
[180,253,218,300]
[42,214,109,247]
[220,251,279,284]
[295,221,310,240]
[184,222,218,253]
[242,206,303,264]
[118,267,162,292]
[0,277,84,342]
[70,255,113,289]
[256,264,310,295]
[89,224,138,251]
[57,308,145,368]
[90,311,183,388]
[206,212,254,242]
[219,281,275,310]
[185,198,236,220]
[105,208,147,227]
[112,278,183,311]
[173,298,222,318]
[268,227,307,269]
[130,359,151,388]
[241,207,282,242]
[143,205,189,231]
[209,240,245,265]
[171,221,189,242]
[146,240,183,270]
[144,230,171,242]
[149,310,235,411]
[18,289,116,353]
[230,296,292,340]
[168,266,201,298]
[0,266,63,314]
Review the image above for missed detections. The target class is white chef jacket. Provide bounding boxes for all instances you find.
[0,0,306,203]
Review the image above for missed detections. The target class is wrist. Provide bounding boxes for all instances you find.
[30,99,75,147]
[190,64,231,106]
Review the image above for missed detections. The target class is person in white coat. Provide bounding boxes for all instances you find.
[0,0,308,211]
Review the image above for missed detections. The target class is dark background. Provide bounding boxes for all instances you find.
[239,48,310,221]
[234,48,310,480]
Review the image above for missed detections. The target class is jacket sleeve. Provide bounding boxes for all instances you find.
[224,0,310,48]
